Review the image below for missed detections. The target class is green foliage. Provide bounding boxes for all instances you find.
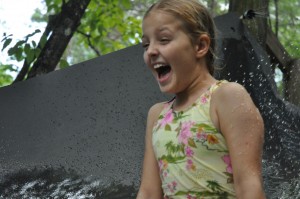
[59,59,69,69]
[0,63,16,87]
[1,37,12,51]
[2,29,42,62]
[202,0,229,16]
[39,0,156,66]
[77,0,142,55]
[0,29,43,85]
[45,0,62,14]
[0,0,155,84]
[269,0,300,58]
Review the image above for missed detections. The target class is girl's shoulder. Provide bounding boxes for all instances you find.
[212,81,249,100]
[212,81,256,114]
[147,101,169,122]
[210,81,258,132]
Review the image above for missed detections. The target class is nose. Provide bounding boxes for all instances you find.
[146,43,159,57]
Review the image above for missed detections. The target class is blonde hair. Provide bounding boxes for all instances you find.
[144,0,216,75]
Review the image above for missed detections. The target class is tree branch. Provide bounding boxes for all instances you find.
[26,0,91,79]
[13,14,60,83]
[13,60,30,83]
[266,27,293,73]
[76,30,101,56]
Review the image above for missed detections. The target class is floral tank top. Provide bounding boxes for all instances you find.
[152,81,236,199]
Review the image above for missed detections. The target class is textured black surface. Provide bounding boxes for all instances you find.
[0,44,167,188]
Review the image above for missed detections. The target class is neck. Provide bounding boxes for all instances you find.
[173,73,216,111]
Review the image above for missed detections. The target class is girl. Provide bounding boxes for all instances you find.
[137,0,266,198]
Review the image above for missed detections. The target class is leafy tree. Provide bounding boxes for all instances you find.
[269,0,300,57]
[0,0,155,86]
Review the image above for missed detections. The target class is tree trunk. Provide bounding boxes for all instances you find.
[230,0,300,107]
[229,0,269,47]
[26,0,91,79]
[13,14,59,83]
[285,59,300,106]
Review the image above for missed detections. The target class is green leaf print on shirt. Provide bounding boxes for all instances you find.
[159,155,186,164]
[188,138,197,148]
[159,141,186,164]
[192,123,229,153]
[173,111,189,123]
[207,180,223,192]
[191,123,218,134]
[165,141,184,154]
[165,124,172,131]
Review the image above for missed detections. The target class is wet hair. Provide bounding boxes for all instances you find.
[144,0,216,75]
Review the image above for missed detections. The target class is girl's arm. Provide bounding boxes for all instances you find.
[213,82,266,199]
[136,103,164,199]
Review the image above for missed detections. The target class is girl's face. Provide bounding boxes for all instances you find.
[142,10,205,94]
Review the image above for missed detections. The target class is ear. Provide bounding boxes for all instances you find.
[194,34,210,58]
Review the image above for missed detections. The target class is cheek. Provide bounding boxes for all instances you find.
[143,52,149,65]
[143,52,154,73]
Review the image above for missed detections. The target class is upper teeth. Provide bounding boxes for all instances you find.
[154,64,165,69]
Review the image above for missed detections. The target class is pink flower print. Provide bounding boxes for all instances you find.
[172,181,177,187]
[200,93,209,104]
[158,160,164,171]
[186,159,196,171]
[222,155,233,174]
[196,132,207,141]
[158,159,168,171]
[159,160,169,179]
[178,121,194,145]
[163,171,168,178]
[167,184,173,193]
[160,109,173,127]
[167,181,177,193]
[185,146,194,157]
[187,194,197,199]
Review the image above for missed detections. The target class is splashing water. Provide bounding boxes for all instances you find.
[0,168,137,199]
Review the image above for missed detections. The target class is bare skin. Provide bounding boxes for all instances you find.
[137,9,266,199]
[210,82,265,199]
[136,103,164,199]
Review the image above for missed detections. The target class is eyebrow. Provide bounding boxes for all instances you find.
[141,26,172,40]
[159,26,171,32]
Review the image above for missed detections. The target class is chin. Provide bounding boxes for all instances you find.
[159,85,176,94]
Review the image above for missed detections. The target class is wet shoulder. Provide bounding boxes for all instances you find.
[212,81,253,111]
[210,82,251,130]
[214,81,249,98]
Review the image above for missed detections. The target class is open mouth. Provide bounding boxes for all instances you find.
[155,65,171,79]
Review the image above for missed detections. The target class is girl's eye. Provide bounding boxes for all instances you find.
[142,43,149,50]
[160,38,170,44]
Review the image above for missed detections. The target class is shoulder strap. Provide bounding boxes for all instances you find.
[210,80,228,93]
[158,98,175,116]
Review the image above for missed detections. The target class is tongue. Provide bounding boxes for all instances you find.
[158,66,171,78]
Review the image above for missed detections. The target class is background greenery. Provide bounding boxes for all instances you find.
[0,0,299,87]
